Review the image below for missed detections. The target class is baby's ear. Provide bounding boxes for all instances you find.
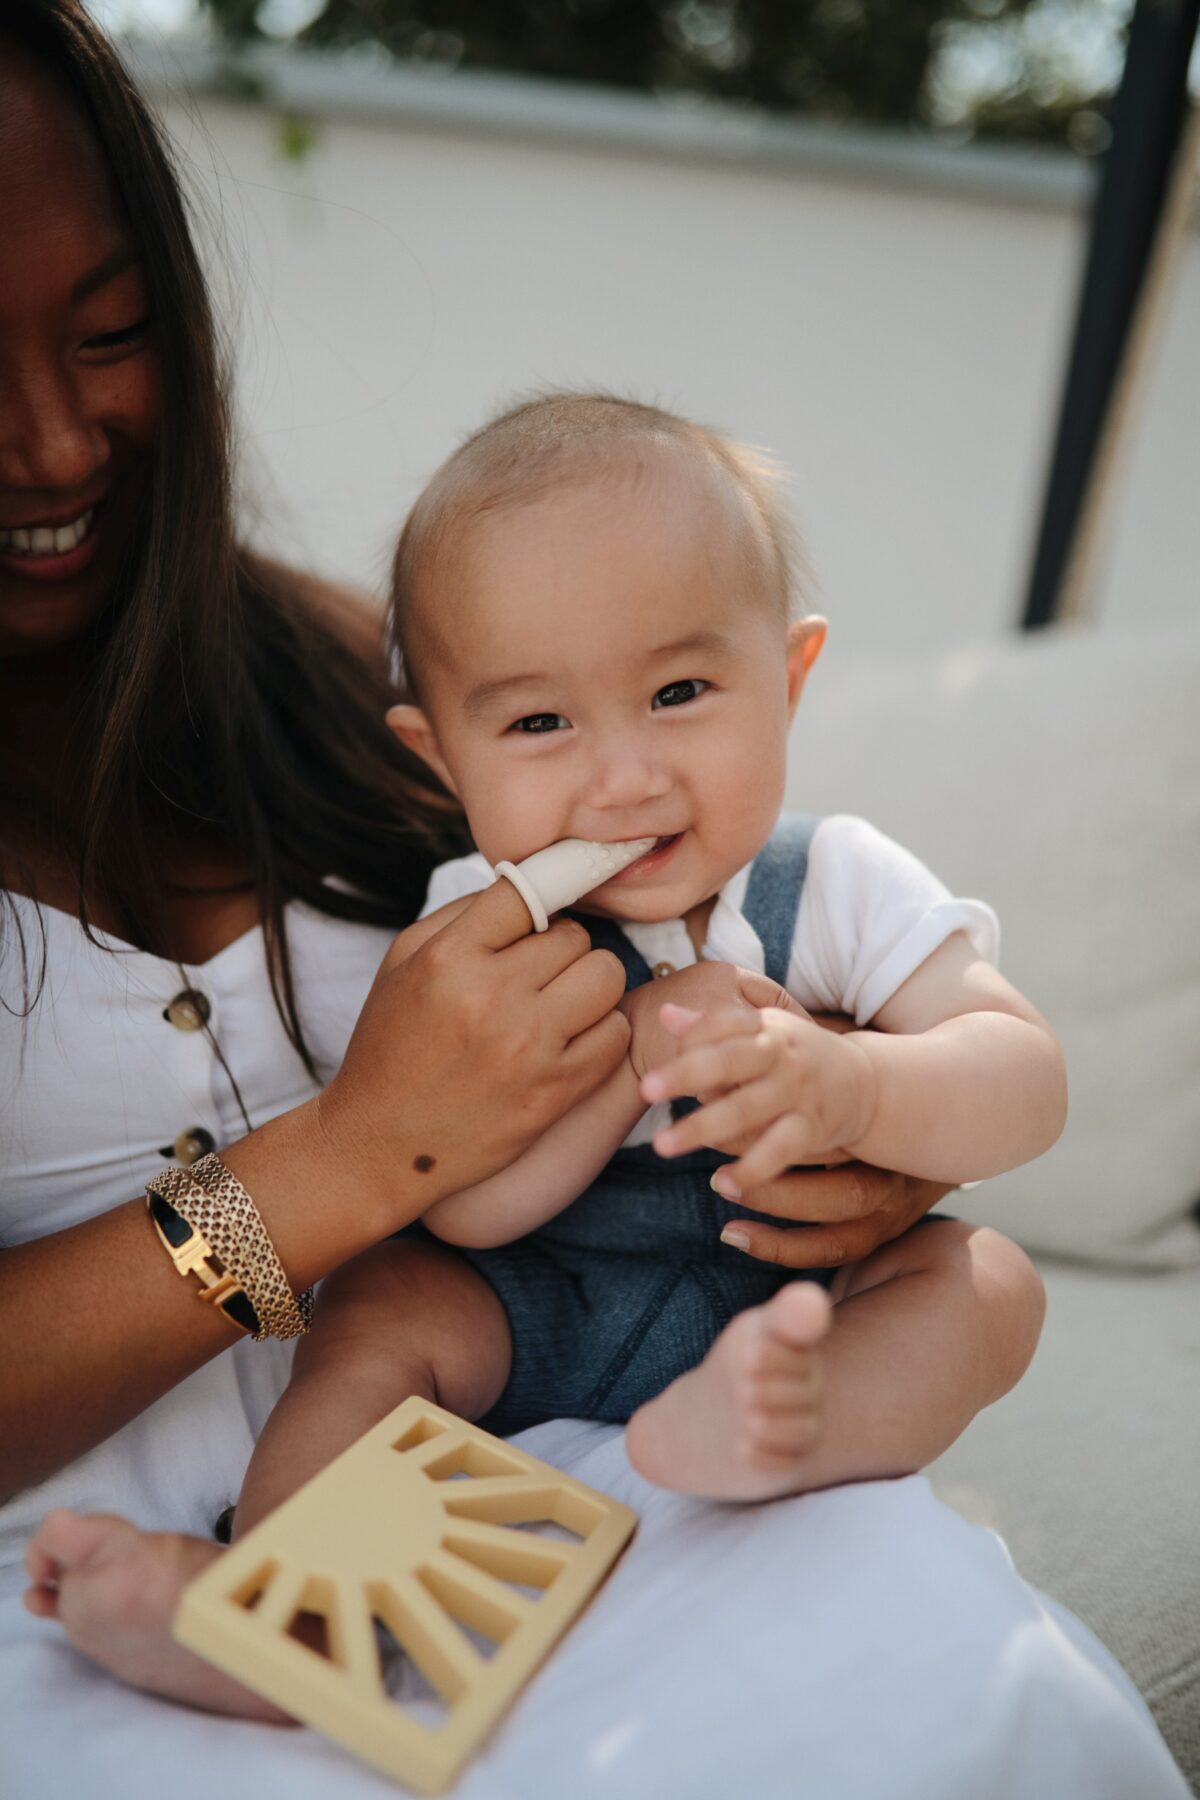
[385,704,458,796]
[785,615,827,717]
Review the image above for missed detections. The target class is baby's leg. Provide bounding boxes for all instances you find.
[23,1239,510,1718]
[625,1222,1043,1501]
[236,1237,511,1535]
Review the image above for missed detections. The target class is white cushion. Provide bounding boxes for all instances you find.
[787,621,1200,1268]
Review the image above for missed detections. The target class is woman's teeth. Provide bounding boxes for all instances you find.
[0,509,94,556]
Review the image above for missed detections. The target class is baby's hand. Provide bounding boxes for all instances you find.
[642,1004,878,1199]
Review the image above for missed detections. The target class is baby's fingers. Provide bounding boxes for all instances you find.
[653,1080,781,1159]
[641,1033,768,1106]
[659,1001,761,1052]
[712,1115,821,1200]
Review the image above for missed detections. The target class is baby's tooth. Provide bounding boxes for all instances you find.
[31,528,54,553]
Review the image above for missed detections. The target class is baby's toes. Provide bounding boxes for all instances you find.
[740,1406,819,1467]
[762,1282,833,1353]
[24,1530,62,1592]
[746,1367,822,1415]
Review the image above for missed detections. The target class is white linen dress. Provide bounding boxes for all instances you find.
[0,894,1187,1799]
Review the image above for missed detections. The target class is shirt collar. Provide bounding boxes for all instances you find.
[619,861,763,975]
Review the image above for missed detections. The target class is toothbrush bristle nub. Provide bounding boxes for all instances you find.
[493,837,657,932]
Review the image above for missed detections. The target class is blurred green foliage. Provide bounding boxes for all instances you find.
[199,0,1121,149]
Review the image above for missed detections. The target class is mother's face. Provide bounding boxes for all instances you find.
[0,51,161,657]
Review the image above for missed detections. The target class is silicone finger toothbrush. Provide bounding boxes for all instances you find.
[494,837,657,932]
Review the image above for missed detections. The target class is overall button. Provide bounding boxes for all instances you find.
[159,1127,216,1166]
[164,989,210,1031]
[652,961,677,980]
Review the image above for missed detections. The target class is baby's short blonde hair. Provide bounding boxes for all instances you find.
[389,391,808,696]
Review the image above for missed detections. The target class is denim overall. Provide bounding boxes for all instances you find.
[466,816,835,1437]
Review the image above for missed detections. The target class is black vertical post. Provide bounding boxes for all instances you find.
[1021,0,1200,630]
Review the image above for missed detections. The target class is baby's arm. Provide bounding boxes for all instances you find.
[423,1050,645,1247]
[837,931,1065,1180]
[647,931,1066,1192]
[427,961,825,1246]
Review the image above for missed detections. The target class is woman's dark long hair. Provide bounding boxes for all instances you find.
[1,2,465,1072]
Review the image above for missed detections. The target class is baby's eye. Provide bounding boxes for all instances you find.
[652,679,709,710]
[510,712,570,735]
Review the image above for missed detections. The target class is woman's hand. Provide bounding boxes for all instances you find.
[707,1160,952,1270]
[315,880,630,1228]
[630,964,954,1270]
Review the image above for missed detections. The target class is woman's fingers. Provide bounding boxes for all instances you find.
[558,1007,632,1093]
[542,945,628,1043]
[385,894,473,967]
[506,915,602,989]
[717,1168,957,1268]
[747,1161,906,1224]
[439,873,544,951]
[735,969,813,1020]
[719,1216,877,1268]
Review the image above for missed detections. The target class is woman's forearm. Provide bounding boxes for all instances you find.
[425,1058,647,1248]
[0,1099,416,1500]
[846,1013,1067,1184]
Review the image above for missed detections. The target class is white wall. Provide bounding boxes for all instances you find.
[155,70,1196,663]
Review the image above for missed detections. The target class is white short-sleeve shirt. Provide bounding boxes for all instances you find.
[422,814,999,1150]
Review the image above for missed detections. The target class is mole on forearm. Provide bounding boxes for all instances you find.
[412,1154,436,1173]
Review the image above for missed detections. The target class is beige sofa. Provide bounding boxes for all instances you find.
[788,619,1200,1788]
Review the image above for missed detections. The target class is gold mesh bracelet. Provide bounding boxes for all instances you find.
[147,1155,313,1341]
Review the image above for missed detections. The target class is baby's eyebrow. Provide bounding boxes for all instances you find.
[461,633,737,717]
[463,673,550,718]
[648,630,737,660]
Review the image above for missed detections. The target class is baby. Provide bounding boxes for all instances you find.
[238,392,1058,1523]
[25,394,1060,1718]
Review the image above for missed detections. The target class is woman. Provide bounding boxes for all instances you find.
[0,7,1185,1796]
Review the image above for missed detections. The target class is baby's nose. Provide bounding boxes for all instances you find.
[583,741,673,810]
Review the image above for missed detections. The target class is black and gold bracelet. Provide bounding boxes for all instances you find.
[146,1187,262,1336]
[146,1155,312,1341]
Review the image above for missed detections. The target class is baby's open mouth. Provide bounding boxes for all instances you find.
[609,833,682,879]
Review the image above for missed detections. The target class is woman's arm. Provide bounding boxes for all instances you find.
[0,879,627,1499]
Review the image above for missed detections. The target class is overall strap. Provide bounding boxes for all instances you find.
[570,911,653,990]
[741,814,821,990]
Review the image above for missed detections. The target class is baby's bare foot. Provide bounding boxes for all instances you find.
[626,1282,832,1500]
[23,1509,292,1722]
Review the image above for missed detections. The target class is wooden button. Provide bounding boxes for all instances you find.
[652,961,677,980]
[164,989,211,1032]
[164,1127,216,1167]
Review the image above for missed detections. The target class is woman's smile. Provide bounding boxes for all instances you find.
[0,503,101,584]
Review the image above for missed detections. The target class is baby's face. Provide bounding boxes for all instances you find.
[400,461,822,927]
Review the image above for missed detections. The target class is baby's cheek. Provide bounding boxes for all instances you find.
[699,737,783,850]
[465,765,568,866]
